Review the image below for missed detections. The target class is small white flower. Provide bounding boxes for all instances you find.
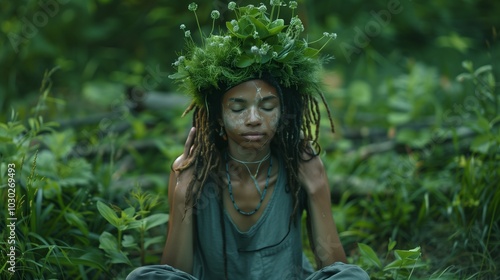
[228,2,237,10]
[185,30,191,37]
[231,20,238,26]
[188,2,198,12]
[324,32,337,39]
[289,1,298,9]
[253,31,259,39]
[270,0,281,6]
[251,46,259,54]
[211,10,220,19]
[272,51,278,58]
[260,43,270,54]
[291,17,304,31]
[180,24,186,30]
[258,5,267,13]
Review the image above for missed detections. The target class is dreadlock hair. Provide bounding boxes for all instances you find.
[175,73,335,223]
[174,74,335,276]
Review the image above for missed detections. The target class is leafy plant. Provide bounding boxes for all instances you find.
[97,187,169,278]
[0,70,107,279]
[357,240,426,280]
[435,61,500,278]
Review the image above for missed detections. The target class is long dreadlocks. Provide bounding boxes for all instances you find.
[175,74,335,225]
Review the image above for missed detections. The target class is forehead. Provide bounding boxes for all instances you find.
[223,79,278,101]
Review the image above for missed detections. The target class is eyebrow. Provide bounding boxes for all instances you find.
[228,96,278,103]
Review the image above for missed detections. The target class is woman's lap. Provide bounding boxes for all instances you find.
[126,262,369,280]
[126,265,198,280]
[306,262,370,280]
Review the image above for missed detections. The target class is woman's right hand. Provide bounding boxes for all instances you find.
[172,127,197,190]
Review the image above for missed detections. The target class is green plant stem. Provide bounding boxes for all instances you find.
[27,152,38,232]
[118,229,122,250]
[315,37,333,55]
[140,229,145,265]
[45,194,67,236]
[481,189,498,272]
[193,11,203,45]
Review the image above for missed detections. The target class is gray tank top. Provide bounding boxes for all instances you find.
[192,157,313,280]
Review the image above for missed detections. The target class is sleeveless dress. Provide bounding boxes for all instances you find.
[191,156,313,279]
[126,157,370,280]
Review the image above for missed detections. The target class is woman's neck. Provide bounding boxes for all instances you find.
[226,146,272,179]
[227,146,271,163]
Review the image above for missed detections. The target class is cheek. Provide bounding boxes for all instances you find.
[222,110,245,131]
[269,111,281,130]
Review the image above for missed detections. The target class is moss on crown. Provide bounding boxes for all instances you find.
[169,2,336,106]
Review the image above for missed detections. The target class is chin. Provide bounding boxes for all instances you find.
[236,140,269,150]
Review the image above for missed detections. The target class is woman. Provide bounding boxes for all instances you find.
[127,2,369,279]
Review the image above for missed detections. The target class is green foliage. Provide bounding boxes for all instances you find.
[97,188,168,275]
[328,60,499,278]
[1,69,173,279]
[357,241,426,279]
[2,1,499,279]
[170,1,335,107]
[0,71,106,279]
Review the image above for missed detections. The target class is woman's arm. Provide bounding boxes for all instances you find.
[299,154,347,268]
[161,128,197,274]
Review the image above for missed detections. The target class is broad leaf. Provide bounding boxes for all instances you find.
[358,243,382,268]
[144,213,169,231]
[97,201,120,228]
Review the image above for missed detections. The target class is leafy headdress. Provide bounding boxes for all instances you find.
[169,1,337,109]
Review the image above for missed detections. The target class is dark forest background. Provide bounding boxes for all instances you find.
[1,0,499,279]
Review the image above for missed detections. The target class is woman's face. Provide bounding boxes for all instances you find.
[220,79,281,153]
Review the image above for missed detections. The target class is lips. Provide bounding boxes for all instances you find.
[241,132,265,141]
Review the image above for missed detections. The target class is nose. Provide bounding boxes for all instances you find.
[245,106,262,126]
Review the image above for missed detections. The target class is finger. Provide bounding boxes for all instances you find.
[301,139,317,159]
[183,127,196,157]
[308,141,316,154]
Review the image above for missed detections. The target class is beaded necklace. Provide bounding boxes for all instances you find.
[225,151,273,216]
[227,151,270,195]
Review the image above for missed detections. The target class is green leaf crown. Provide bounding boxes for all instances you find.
[170,1,337,106]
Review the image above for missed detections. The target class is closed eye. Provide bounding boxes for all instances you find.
[260,100,278,112]
[261,107,276,112]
